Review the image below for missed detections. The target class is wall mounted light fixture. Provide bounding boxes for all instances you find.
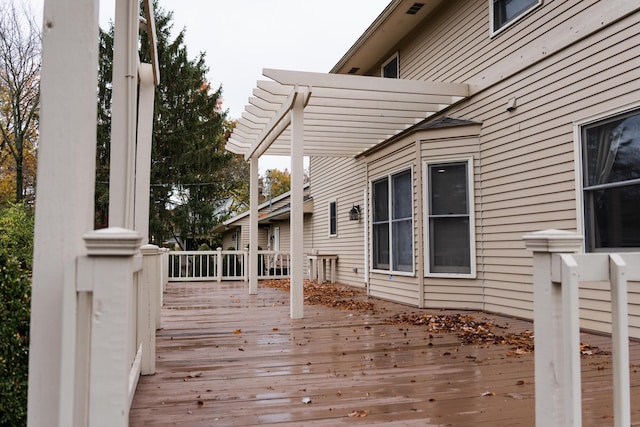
[349,205,360,221]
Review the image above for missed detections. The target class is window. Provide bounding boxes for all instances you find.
[581,109,640,251]
[491,0,541,34]
[372,169,413,273]
[425,160,475,276]
[382,54,399,79]
[328,200,337,236]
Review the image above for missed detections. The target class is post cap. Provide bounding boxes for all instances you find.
[83,227,143,256]
[523,229,583,253]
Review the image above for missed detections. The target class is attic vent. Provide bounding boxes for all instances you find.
[348,67,360,74]
[406,3,424,14]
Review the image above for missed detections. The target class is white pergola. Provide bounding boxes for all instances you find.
[226,68,468,319]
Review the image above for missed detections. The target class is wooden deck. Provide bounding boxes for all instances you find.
[130,280,640,426]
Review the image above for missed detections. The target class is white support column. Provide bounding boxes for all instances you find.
[110,0,140,229]
[290,88,306,319]
[249,157,259,294]
[29,1,99,425]
[134,63,156,244]
[523,229,583,427]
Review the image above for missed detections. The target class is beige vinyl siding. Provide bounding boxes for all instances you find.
[366,141,420,305]
[309,156,367,287]
[304,0,640,335]
[353,0,640,333]
[436,7,640,329]
[418,129,483,310]
[221,230,237,250]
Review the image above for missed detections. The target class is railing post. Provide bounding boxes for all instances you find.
[82,227,142,427]
[609,254,631,427]
[216,247,223,282]
[139,244,160,375]
[523,229,583,427]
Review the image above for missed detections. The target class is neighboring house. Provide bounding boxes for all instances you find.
[227,0,640,336]
[213,184,313,254]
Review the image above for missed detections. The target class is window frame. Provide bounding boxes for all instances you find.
[423,158,476,278]
[328,199,337,237]
[381,53,399,79]
[577,105,640,252]
[370,167,415,276]
[490,0,542,37]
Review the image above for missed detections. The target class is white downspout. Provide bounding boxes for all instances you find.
[363,187,369,295]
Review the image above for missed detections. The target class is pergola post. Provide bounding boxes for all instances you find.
[290,88,306,319]
[134,63,156,243]
[110,0,140,229]
[249,157,259,294]
[28,1,99,425]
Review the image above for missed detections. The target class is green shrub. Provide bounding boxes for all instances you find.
[0,249,30,427]
[0,203,34,271]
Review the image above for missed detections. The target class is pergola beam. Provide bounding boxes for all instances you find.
[264,68,469,97]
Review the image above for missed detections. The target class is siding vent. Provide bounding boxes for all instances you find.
[348,67,360,74]
[406,3,424,14]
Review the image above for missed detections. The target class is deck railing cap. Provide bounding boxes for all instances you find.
[83,227,143,256]
[522,229,583,253]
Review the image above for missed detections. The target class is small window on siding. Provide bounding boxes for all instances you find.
[581,108,640,251]
[382,54,399,79]
[328,200,337,236]
[491,0,541,34]
[425,160,476,276]
[372,168,413,273]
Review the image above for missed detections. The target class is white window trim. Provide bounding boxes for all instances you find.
[489,0,542,37]
[573,101,640,253]
[328,199,337,237]
[381,52,399,78]
[423,158,477,278]
[369,166,415,276]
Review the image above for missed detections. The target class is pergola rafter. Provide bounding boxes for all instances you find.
[227,68,468,159]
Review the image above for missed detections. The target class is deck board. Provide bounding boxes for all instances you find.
[130,281,640,426]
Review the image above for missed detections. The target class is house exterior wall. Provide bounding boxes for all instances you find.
[309,0,640,337]
[309,156,368,287]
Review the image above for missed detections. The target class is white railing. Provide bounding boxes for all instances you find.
[56,228,167,426]
[258,250,290,280]
[524,230,635,427]
[168,249,290,282]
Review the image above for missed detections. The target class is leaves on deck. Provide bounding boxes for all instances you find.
[262,279,379,312]
[348,409,370,418]
[260,279,605,357]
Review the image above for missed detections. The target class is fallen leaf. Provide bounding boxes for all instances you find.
[272,327,279,331]
[233,329,242,334]
[348,409,370,418]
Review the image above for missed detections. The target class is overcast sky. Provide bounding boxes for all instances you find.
[28,0,391,172]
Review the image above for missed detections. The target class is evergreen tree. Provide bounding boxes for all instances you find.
[97,1,248,246]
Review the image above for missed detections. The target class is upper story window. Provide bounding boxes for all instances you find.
[372,168,413,273]
[581,108,640,251]
[328,200,337,237]
[425,159,476,276]
[491,0,541,34]
[382,53,399,79]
